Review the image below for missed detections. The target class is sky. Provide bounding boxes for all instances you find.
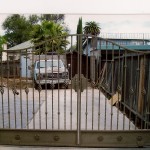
[1,14,150,36]
[0,0,150,36]
[65,14,150,34]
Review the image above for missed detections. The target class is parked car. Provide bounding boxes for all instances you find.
[34,59,70,89]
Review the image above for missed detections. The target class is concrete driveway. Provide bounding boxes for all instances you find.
[0,87,135,130]
[28,88,135,130]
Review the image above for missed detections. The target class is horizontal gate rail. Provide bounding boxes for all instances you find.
[0,129,150,148]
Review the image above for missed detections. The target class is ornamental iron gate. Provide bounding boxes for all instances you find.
[0,34,150,147]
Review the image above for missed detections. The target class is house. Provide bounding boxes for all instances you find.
[83,34,150,59]
[4,40,34,78]
[7,40,34,61]
[1,44,7,61]
[82,33,150,81]
[6,40,67,78]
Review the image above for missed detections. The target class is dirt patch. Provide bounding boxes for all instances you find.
[0,77,33,89]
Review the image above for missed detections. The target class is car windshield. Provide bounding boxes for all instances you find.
[37,60,64,69]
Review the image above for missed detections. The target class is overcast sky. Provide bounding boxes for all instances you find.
[1,14,150,36]
[0,0,150,35]
[65,14,150,34]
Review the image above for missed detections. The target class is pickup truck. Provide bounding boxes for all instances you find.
[34,59,70,89]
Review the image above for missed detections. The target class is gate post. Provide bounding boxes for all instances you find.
[72,74,81,144]
[77,85,81,145]
[73,34,84,145]
[77,34,82,145]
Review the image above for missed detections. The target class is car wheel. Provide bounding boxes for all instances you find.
[61,83,68,89]
[34,81,38,90]
[34,81,42,90]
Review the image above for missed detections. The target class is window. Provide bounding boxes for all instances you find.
[37,60,64,69]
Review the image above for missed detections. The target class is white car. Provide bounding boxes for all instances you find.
[34,59,70,89]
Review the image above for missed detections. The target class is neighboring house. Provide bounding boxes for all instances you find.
[82,34,150,81]
[7,40,34,61]
[6,40,66,78]
[1,44,7,61]
[83,35,150,58]
[6,40,34,78]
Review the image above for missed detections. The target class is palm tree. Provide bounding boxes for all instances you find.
[83,21,101,36]
[30,21,69,54]
[83,21,101,49]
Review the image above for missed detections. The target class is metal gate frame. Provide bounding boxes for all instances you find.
[0,34,150,148]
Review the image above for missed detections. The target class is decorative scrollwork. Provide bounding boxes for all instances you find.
[137,136,142,141]
[97,136,104,142]
[0,86,4,94]
[53,135,60,141]
[129,87,134,95]
[117,136,123,142]
[142,88,146,95]
[25,86,29,94]
[91,81,97,88]
[37,85,42,92]
[117,85,121,93]
[34,134,40,141]
[15,135,21,140]
[72,74,87,92]
[63,81,69,88]
[105,82,109,90]
[50,84,55,89]
[12,86,19,95]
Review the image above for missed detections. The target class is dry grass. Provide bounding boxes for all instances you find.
[0,77,33,89]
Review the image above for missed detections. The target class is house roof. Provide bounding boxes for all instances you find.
[104,38,150,42]
[98,45,150,51]
[83,37,150,51]
[8,40,34,50]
